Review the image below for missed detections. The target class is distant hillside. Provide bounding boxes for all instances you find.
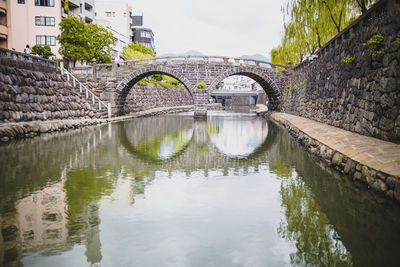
[159,52,270,62]
[239,54,270,62]
[159,50,204,57]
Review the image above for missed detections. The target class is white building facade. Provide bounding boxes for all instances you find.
[94,0,132,60]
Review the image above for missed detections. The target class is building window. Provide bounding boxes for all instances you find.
[35,0,54,7]
[105,11,115,17]
[35,16,55,26]
[36,35,56,46]
[18,0,25,4]
[140,31,152,38]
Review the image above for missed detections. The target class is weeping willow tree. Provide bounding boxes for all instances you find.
[271,0,378,65]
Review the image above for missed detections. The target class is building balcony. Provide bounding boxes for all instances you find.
[84,0,94,9]
[0,1,7,11]
[68,0,79,8]
[81,8,94,23]
[0,23,7,39]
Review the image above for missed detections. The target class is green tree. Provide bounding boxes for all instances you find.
[122,42,155,60]
[354,0,377,13]
[57,15,114,66]
[271,0,377,66]
[31,45,54,59]
[86,23,114,63]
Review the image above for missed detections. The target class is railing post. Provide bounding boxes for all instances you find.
[67,73,70,81]
[92,94,95,104]
[73,77,76,87]
[85,88,88,98]
[99,101,101,110]
[92,58,97,81]
[111,58,117,76]
[79,83,82,93]
[60,61,64,75]
[107,103,111,119]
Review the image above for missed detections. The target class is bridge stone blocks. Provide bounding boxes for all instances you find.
[89,57,286,116]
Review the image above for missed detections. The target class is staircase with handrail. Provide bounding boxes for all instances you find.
[61,66,112,119]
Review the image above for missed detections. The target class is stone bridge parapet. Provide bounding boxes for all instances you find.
[72,56,287,116]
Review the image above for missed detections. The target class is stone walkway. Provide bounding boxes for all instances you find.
[271,112,400,177]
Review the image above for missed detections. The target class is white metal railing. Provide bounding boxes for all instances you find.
[94,55,288,69]
[61,65,111,119]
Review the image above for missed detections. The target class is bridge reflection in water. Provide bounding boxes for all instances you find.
[1,111,400,266]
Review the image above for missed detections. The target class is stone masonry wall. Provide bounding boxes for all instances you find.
[0,58,100,123]
[282,0,400,143]
[123,83,193,114]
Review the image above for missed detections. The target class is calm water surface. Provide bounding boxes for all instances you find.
[1,111,400,266]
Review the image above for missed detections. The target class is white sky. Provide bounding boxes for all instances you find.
[124,0,285,58]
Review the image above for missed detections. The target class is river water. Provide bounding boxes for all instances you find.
[0,110,399,266]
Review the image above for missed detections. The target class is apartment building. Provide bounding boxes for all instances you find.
[94,0,132,60]
[2,0,94,57]
[131,27,155,52]
[0,0,7,48]
[94,0,132,39]
[5,0,63,55]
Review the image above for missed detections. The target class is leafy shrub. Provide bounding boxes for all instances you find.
[31,45,54,59]
[169,79,178,86]
[285,85,294,92]
[196,81,206,89]
[151,74,163,81]
[363,34,384,57]
[342,56,355,63]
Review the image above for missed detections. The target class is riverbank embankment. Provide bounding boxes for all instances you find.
[0,105,195,142]
[271,112,400,202]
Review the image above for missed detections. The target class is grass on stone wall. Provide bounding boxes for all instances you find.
[138,79,186,90]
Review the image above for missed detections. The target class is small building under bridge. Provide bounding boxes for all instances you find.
[210,90,268,107]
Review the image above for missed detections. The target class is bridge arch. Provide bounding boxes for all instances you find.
[115,65,194,114]
[208,68,282,110]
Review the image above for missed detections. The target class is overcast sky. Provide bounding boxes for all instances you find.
[124,0,285,58]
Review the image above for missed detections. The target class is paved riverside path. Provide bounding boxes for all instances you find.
[271,113,400,178]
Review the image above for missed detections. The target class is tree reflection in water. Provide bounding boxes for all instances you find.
[272,159,353,266]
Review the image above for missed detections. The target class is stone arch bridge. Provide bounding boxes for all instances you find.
[73,56,287,116]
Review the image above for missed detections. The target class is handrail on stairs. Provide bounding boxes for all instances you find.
[61,65,111,119]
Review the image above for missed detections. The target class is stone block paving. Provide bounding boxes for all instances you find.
[272,113,400,177]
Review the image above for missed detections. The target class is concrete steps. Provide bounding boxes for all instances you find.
[75,90,109,119]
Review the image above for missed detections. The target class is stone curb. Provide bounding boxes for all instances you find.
[0,105,195,143]
[270,113,400,202]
